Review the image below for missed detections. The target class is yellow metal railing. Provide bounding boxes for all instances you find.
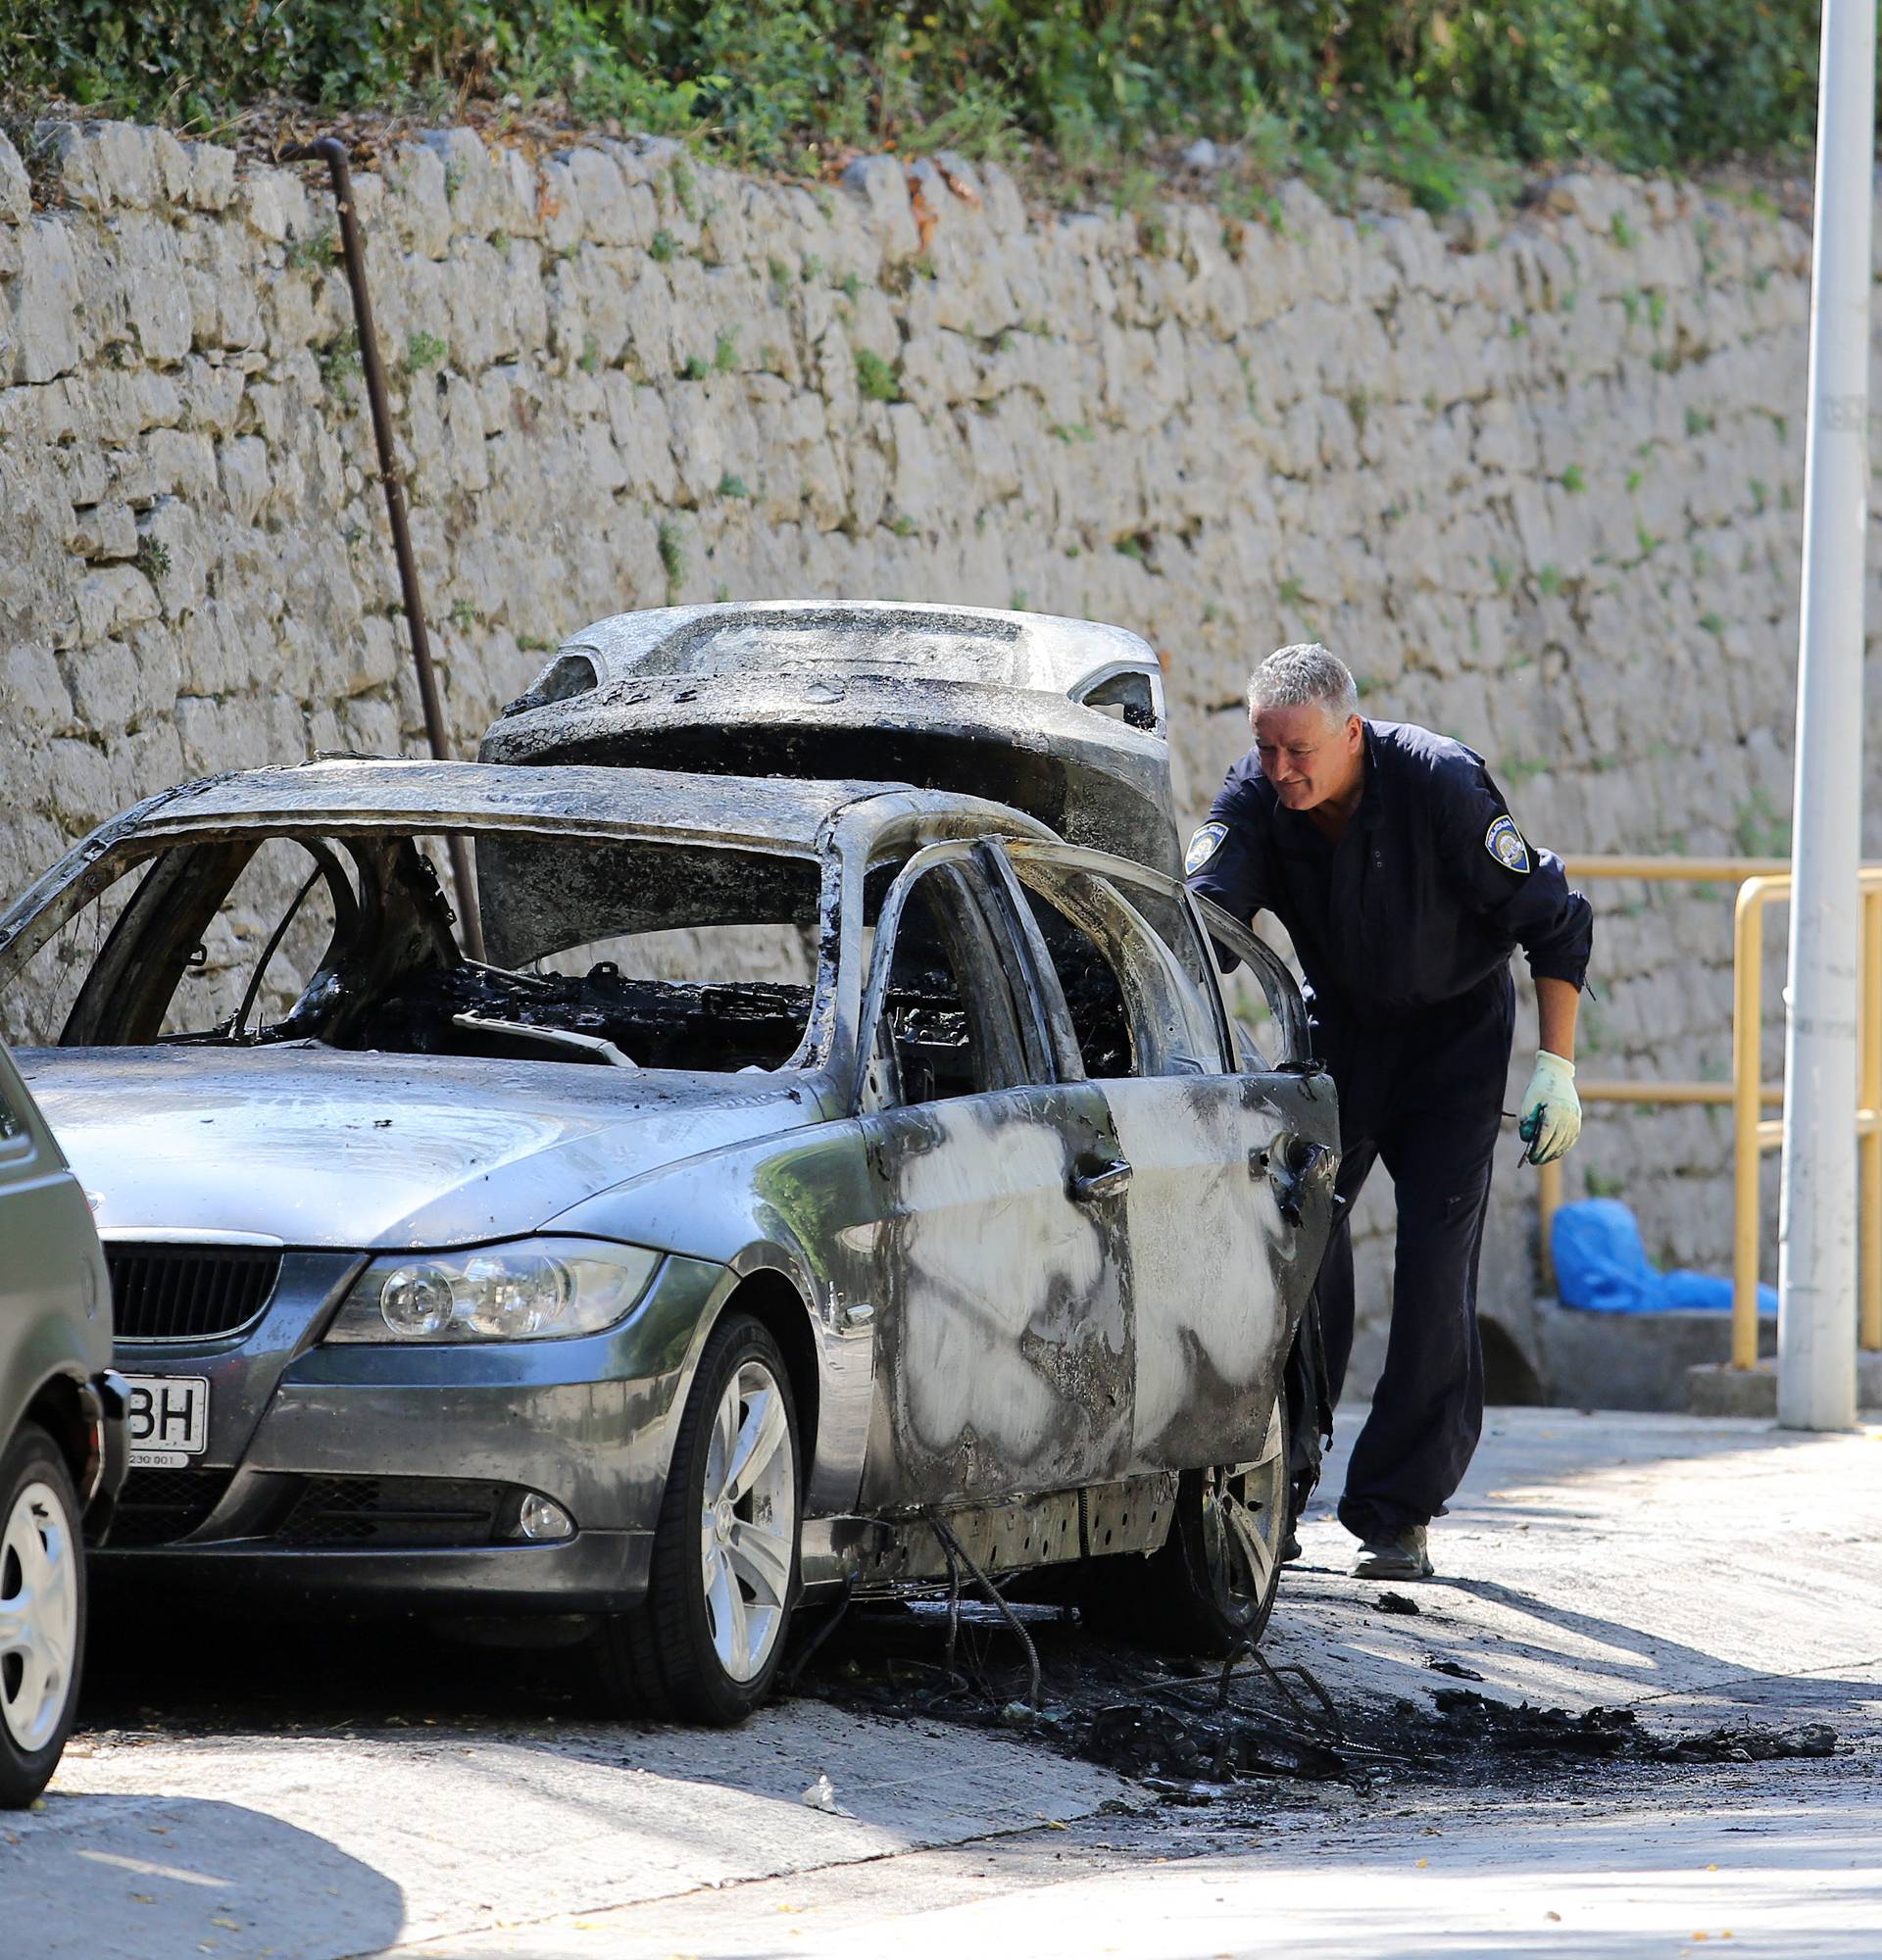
[1534,856,1882,1371]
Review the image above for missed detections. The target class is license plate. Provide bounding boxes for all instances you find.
[124,1374,210,1468]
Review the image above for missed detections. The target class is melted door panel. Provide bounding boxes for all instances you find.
[1099,1076,1280,1473]
[1185,898,1342,1363]
[1242,1065,1341,1324]
[857,1082,1132,1509]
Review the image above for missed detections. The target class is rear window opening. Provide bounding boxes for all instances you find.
[7,827,827,1075]
[1073,668,1162,733]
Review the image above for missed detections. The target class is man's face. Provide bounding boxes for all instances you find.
[1252,702,1363,811]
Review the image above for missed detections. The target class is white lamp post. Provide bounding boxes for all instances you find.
[1778,0,1875,1430]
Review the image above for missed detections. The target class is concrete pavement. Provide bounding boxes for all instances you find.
[4,1407,1875,1957]
[6,1706,1133,1957]
[399,1767,1882,1958]
[1273,1406,1882,1740]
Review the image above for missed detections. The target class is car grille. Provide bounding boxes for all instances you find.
[107,1244,281,1342]
[112,1468,236,1547]
[273,1477,508,1548]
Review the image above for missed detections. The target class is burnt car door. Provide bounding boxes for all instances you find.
[996,841,1323,1474]
[851,843,1133,1510]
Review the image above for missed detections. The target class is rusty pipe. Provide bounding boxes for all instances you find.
[281,136,483,960]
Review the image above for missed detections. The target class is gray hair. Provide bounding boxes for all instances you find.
[1246,642,1361,726]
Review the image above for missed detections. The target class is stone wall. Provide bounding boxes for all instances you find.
[5,120,1879,1397]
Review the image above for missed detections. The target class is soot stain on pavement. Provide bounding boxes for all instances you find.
[781,1597,1845,1807]
[1421,1690,1838,1764]
[74,1592,1843,1823]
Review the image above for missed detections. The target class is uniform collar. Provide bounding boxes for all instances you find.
[1355,720,1384,830]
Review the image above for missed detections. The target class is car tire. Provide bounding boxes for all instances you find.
[1083,1384,1290,1656]
[589,1314,801,1725]
[0,1423,87,1809]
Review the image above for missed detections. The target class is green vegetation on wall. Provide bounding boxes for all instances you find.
[2,2,1827,195]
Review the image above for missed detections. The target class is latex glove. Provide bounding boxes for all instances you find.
[1518,1051,1581,1165]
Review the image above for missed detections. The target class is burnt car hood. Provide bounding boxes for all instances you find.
[480,601,1179,873]
[14,1044,815,1250]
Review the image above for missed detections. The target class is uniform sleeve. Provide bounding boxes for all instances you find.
[1439,762,1593,990]
[1184,772,1272,928]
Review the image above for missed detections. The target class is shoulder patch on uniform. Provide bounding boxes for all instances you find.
[1485,813,1532,874]
[1185,821,1228,876]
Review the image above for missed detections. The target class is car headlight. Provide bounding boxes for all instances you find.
[327,1238,662,1344]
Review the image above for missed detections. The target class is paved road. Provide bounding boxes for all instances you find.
[6,1409,1877,1957]
[1274,1406,1882,1740]
[403,1765,1882,1959]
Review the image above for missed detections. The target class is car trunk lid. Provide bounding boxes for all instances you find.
[480,601,1179,872]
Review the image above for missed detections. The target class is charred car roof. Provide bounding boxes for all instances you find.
[0,755,1062,993]
[479,601,1178,873]
[7,756,1063,857]
[54,757,868,852]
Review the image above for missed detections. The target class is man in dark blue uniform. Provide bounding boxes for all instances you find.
[1188,644,1592,1580]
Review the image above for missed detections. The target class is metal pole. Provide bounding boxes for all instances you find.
[281,137,484,962]
[1777,0,1873,1431]
[1733,880,1772,1370]
[1861,888,1882,1348]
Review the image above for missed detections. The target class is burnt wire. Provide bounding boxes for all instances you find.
[1274,1660,1341,1735]
[1121,1643,1405,1779]
[779,1574,855,1693]
[939,1523,964,1679]
[1215,1636,1256,1706]
[886,1656,977,1705]
[924,1508,1044,1711]
[1215,1640,1343,1740]
[1128,1642,1341,1739]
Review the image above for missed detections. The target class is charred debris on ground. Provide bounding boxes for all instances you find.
[784,1596,1841,1805]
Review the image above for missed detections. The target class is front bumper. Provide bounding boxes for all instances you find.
[99,1251,727,1612]
[92,1526,653,1614]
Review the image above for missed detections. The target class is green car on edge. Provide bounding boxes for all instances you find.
[0,1038,126,1806]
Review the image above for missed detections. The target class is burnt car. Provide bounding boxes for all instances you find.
[0,605,1338,1724]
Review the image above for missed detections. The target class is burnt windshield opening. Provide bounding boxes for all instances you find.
[10,826,828,1075]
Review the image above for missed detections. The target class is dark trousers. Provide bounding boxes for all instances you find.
[1312,971,1514,1543]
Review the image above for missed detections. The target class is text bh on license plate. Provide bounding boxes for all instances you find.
[124,1374,210,1468]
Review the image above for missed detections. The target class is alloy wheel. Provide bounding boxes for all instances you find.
[1201,1393,1288,1614]
[698,1360,797,1683]
[0,1480,79,1754]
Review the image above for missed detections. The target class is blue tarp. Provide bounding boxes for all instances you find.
[1552,1197,1778,1317]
